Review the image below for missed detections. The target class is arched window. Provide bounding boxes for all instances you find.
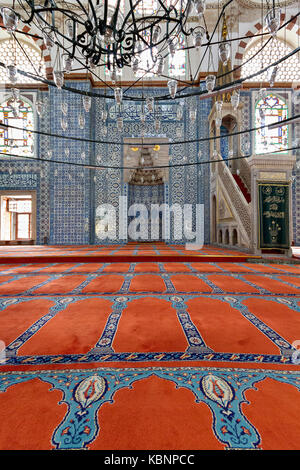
[0,97,34,157]
[255,93,288,155]
[0,38,46,84]
[241,37,300,83]
[169,34,186,77]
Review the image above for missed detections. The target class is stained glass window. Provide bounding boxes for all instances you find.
[255,93,288,154]
[0,39,46,84]
[241,37,300,83]
[169,34,186,77]
[0,98,34,157]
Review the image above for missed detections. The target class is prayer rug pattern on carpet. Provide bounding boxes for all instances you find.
[0,257,299,450]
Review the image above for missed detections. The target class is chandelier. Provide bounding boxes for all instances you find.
[1,1,286,103]
[2,1,208,80]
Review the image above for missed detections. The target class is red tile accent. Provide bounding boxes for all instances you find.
[287,17,297,30]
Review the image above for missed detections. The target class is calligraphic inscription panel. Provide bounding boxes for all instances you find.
[258,183,289,249]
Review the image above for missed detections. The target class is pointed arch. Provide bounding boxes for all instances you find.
[234,13,300,80]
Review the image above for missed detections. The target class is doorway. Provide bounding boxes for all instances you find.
[0,191,36,243]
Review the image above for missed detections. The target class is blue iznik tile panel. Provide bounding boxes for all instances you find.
[0,81,221,245]
[94,86,212,244]
[48,81,92,244]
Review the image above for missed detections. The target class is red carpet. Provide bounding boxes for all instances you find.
[0,244,299,450]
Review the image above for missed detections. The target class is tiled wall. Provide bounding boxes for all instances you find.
[6,81,300,246]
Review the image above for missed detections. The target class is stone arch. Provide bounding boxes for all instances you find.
[234,13,299,79]
[224,228,229,245]
[218,229,223,244]
[211,195,217,243]
[0,18,53,79]
[232,228,238,246]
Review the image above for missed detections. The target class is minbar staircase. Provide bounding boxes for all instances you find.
[232,174,251,203]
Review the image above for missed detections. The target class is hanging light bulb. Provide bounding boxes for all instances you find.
[216,117,222,128]
[101,109,108,122]
[54,71,64,89]
[11,88,20,101]
[36,100,44,116]
[1,7,19,33]
[47,149,52,159]
[265,7,281,36]
[168,38,176,57]
[152,25,161,44]
[189,108,197,123]
[205,75,216,92]
[132,56,139,75]
[244,135,250,153]
[231,90,240,110]
[114,87,123,105]
[258,88,267,100]
[65,148,70,158]
[156,54,164,75]
[103,28,114,46]
[146,97,154,113]
[176,127,182,137]
[215,100,223,117]
[176,106,183,120]
[117,116,123,131]
[7,65,18,85]
[65,18,74,39]
[82,95,92,112]
[61,117,68,131]
[42,28,54,50]
[63,54,73,73]
[269,66,278,87]
[193,0,206,16]
[81,151,85,160]
[193,26,205,50]
[61,101,68,116]
[198,149,202,159]
[78,113,85,129]
[218,42,231,66]
[259,107,265,119]
[294,92,300,105]
[88,57,97,70]
[11,103,18,118]
[168,79,177,99]
[110,65,117,83]
[155,119,161,132]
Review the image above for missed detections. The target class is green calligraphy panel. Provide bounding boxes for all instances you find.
[258,183,289,249]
